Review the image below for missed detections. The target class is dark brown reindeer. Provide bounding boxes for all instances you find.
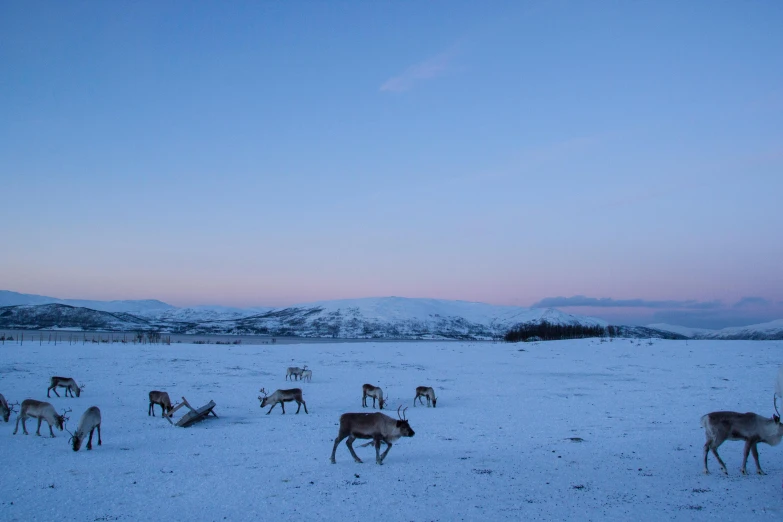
[258,388,308,415]
[330,406,415,465]
[362,384,385,410]
[148,391,177,417]
[47,376,83,398]
[13,400,70,437]
[414,386,437,407]
[69,406,102,451]
[0,393,20,422]
[701,411,783,475]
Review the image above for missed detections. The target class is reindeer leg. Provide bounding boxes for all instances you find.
[345,435,363,463]
[703,441,711,474]
[362,394,367,408]
[374,438,383,464]
[379,438,393,464]
[330,433,348,463]
[97,424,102,446]
[52,387,60,398]
[87,428,94,450]
[280,402,286,415]
[13,415,22,435]
[36,418,43,436]
[266,403,277,415]
[741,440,752,475]
[709,445,727,475]
[149,402,154,416]
[750,442,764,475]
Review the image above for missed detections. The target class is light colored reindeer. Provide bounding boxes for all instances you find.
[258,388,308,415]
[301,369,312,382]
[0,393,19,423]
[330,406,415,465]
[414,386,437,408]
[362,384,385,410]
[47,376,82,398]
[70,406,102,451]
[701,410,783,475]
[148,391,176,417]
[286,367,303,381]
[13,399,70,437]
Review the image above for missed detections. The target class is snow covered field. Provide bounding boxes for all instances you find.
[1,339,782,521]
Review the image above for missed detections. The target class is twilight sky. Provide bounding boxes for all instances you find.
[1,1,781,328]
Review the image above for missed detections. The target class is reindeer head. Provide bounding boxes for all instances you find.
[258,388,269,408]
[2,401,18,422]
[432,397,437,408]
[396,406,415,437]
[56,408,71,432]
[379,397,386,410]
[71,430,83,451]
[75,383,83,397]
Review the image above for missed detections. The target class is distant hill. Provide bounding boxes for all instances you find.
[0,290,173,313]
[648,320,783,340]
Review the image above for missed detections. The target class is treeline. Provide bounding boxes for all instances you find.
[504,321,617,342]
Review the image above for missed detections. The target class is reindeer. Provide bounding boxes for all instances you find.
[701,410,783,475]
[148,391,176,417]
[286,367,303,381]
[330,406,415,465]
[0,393,19,423]
[414,386,437,408]
[69,406,102,451]
[258,388,308,415]
[47,376,82,398]
[362,384,385,410]
[13,400,70,437]
[301,369,313,382]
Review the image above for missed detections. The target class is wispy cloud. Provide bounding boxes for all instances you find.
[531,295,721,310]
[380,51,454,93]
[733,296,770,308]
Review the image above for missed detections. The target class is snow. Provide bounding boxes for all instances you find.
[1,339,783,521]
[0,290,174,313]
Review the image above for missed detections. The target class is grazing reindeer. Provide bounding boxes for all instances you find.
[286,367,303,381]
[258,388,308,415]
[414,386,437,408]
[13,400,70,437]
[330,406,415,465]
[148,391,175,417]
[70,406,102,451]
[701,411,783,475]
[0,393,19,422]
[47,376,82,398]
[362,384,385,410]
[301,369,313,382]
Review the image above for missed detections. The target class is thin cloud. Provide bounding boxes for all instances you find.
[380,51,454,93]
[532,295,722,310]
[733,296,771,308]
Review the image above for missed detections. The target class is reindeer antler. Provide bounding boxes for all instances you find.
[775,394,781,418]
[8,400,19,413]
[402,407,408,421]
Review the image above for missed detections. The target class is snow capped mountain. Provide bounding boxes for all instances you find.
[648,320,783,340]
[134,305,273,323]
[646,323,716,338]
[698,319,783,340]
[0,290,173,313]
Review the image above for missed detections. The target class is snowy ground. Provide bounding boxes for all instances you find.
[1,338,782,521]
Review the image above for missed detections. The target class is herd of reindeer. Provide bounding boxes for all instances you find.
[3,364,783,471]
[0,366,438,465]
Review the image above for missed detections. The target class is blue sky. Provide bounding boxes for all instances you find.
[1,1,781,328]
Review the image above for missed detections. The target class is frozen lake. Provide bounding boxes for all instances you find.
[0,338,782,521]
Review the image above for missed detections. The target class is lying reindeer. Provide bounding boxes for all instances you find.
[362,384,385,410]
[13,399,70,438]
[414,386,437,408]
[258,388,308,415]
[286,367,303,381]
[148,391,174,417]
[0,393,19,422]
[70,406,102,451]
[330,406,415,465]
[47,376,83,398]
[701,410,783,475]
